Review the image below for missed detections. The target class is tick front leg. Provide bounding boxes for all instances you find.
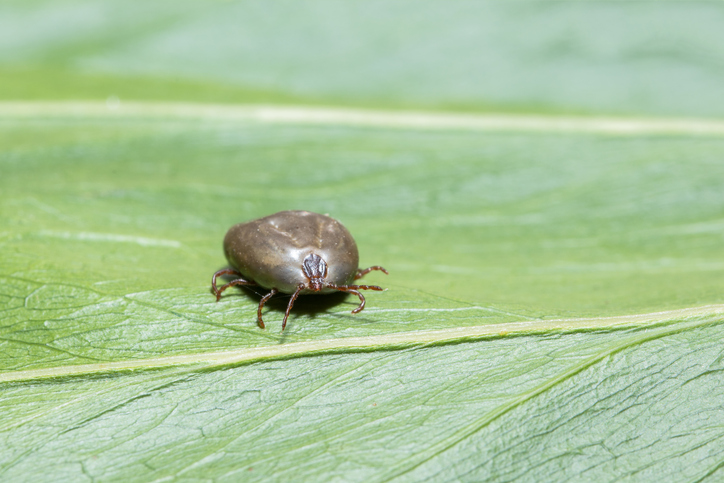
[328,284,384,314]
[212,268,242,298]
[346,289,366,313]
[340,284,384,292]
[282,284,305,331]
[211,270,256,302]
[355,266,388,280]
[257,288,278,329]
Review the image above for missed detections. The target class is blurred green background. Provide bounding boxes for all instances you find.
[3,0,724,116]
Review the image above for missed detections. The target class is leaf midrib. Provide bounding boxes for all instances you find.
[2,305,722,383]
[2,101,724,136]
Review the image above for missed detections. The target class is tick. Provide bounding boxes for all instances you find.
[212,210,388,330]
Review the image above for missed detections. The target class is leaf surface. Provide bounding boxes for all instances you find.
[2,2,724,481]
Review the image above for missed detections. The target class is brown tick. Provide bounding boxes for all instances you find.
[212,210,388,330]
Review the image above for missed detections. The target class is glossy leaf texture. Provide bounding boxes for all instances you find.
[2,2,724,482]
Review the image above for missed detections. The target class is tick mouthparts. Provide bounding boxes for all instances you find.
[302,253,328,280]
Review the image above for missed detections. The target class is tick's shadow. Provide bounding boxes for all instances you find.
[212,268,353,318]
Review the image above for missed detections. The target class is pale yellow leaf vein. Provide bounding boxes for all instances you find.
[2,101,724,136]
[1,305,722,383]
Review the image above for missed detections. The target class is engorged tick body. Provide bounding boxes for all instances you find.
[212,211,387,330]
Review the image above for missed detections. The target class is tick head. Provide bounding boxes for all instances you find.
[302,253,328,291]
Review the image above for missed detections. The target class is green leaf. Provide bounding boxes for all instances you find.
[2,2,724,481]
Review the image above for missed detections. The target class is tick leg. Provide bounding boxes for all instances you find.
[346,289,366,313]
[332,284,384,292]
[215,278,257,301]
[328,284,384,314]
[256,288,278,329]
[355,266,388,280]
[282,284,305,331]
[212,268,242,298]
